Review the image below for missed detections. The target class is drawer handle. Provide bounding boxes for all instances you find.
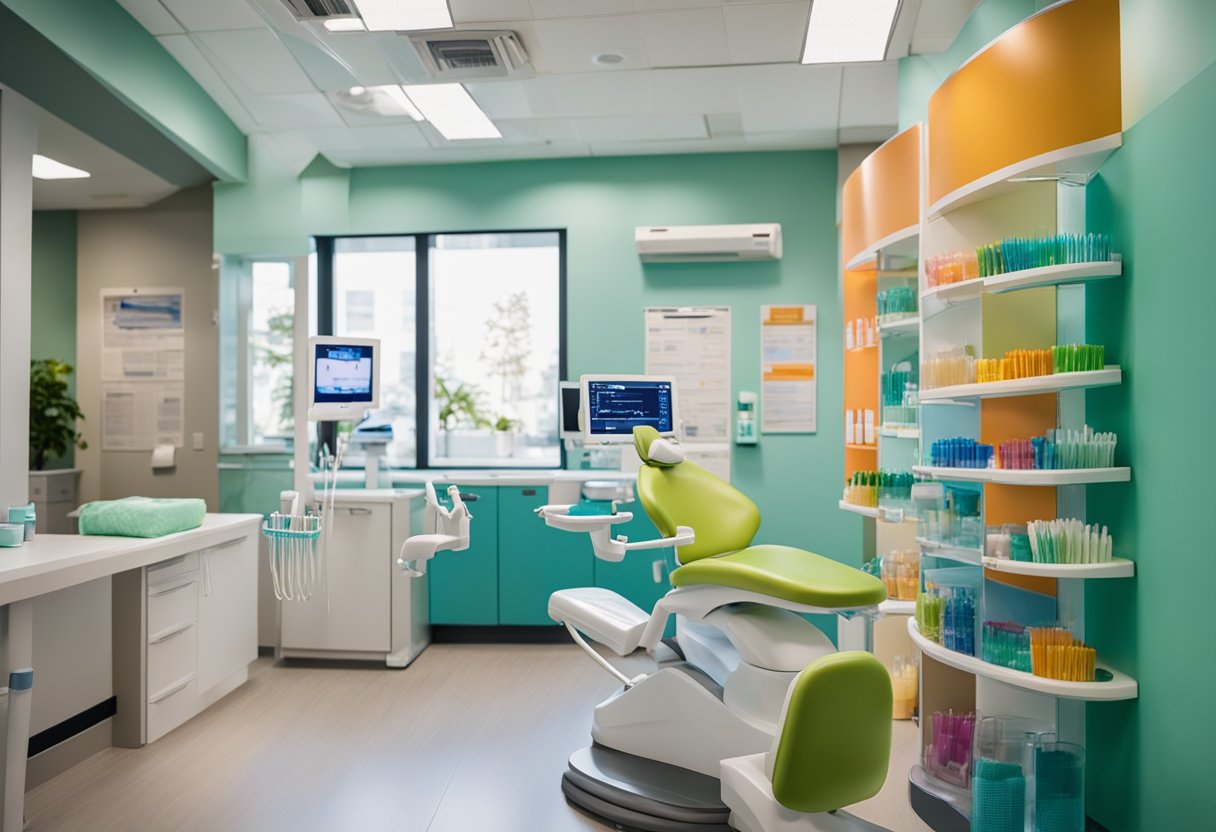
[148,579,197,599]
[343,507,373,516]
[522,489,537,497]
[149,673,195,704]
[149,621,194,645]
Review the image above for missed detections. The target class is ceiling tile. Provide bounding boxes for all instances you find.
[299,33,401,89]
[451,0,535,23]
[648,67,738,114]
[912,0,981,54]
[497,117,582,143]
[533,15,648,73]
[117,0,184,35]
[545,73,655,117]
[632,0,719,10]
[741,113,828,134]
[574,114,708,142]
[298,127,365,152]
[350,125,431,149]
[838,125,898,144]
[249,93,345,129]
[588,136,747,157]
[156,35,258,132]
[194,30,319,95]
[637,9,729,68]
[159,0,267,31]
[530,0,634,18]
[838,63,899,128]
[722,2,808,64]
[465,81,535,119]
[730,64,840,123]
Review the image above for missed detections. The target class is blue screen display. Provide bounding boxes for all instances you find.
[586,380,673,436]
[314,344,374,403]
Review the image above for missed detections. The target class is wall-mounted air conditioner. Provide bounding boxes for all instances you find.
[635,224,782,262]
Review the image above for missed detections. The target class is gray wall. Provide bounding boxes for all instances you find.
[75,186,219,507]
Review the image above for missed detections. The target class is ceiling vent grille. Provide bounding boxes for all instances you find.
[280,0,355,20]
[408,31,534,81]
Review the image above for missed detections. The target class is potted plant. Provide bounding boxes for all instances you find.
[494,415,517,458]
[435,375,490,458]
[28,359,86,533]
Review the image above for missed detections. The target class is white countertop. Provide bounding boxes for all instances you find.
[0,514,262,606]
[316,469,637,488]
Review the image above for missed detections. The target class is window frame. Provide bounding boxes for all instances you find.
[315,229,568,470]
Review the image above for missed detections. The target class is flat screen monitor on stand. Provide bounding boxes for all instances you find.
[579,376,679,447]
[308,336,382,488]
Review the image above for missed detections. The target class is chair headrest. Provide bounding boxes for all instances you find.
[633,426,684,467]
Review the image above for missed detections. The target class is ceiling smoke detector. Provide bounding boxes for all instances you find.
[408,31,534,82]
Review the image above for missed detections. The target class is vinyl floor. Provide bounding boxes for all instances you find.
[25,645,931,832]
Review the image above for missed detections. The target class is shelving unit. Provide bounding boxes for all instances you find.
[905,2,1132,826]
[878,316,919,336]
[913,466,1131,485]
[845,443,877,451]
[916,538,982,566]
[838,501,879,519]
[878,426,919,440]
[981,556,1134,579]
[908,620,1138,701]
[844,225,919,272]
[919,367,1122,401]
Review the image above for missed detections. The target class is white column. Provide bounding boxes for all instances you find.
[0,88,35,511]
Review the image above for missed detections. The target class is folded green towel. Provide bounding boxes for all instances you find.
[78,497,207,538]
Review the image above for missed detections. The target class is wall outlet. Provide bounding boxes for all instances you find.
[192,432,204,451]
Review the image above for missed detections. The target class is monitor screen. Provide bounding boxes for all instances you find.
[583,377,676,443]
[559,383,582,438]
[314,343,375,404]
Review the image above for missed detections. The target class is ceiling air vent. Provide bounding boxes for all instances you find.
[408,31,534,81]
[280,0,355,21]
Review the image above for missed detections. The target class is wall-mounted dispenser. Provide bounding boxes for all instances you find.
[735,392,758,445]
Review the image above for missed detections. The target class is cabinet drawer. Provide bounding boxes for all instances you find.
[147,674,198,743]
[147,553,199,587]
[148,576,199,636]
[148,621,197,695]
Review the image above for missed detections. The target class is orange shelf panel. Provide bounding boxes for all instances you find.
[927,0,1121,209]
[842,124,923,264]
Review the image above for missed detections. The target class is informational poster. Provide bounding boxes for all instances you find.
[100,288,186,450]
[645,306,731,481]
[102,383,185,451]
[761,304,817,434]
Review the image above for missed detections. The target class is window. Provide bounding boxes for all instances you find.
[317,231,565,469]
[249,262,295,445]
[332,237,417,467]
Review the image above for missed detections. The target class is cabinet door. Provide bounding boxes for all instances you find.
[428,486,499,625]
[280,504,392,650]
[593,509,672,616]
[197,536,258,692]
[498,487,594,626]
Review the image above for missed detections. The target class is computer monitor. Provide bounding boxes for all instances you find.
[559,382,582,440]
[580,375,678,445]
[308,336,380,421]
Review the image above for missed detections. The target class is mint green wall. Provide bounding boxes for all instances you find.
[31,211,78,470]
[1082,41,1216,832]
[0,0,246,181]
[217,151,861,637]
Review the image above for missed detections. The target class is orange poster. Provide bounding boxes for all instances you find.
[761,304,816,433]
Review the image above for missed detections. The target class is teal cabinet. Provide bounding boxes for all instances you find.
[498,487,593,625]
[593,508,673,616]
[428,486,499,625]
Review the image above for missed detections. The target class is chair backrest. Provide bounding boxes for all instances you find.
[632,426,760,564]
[769,651,892,813]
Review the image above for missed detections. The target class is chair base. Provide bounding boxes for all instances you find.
[720,753,891,832]
[562,745,732,832]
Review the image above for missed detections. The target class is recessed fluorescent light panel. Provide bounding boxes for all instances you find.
[352,0,452,31]
[32,154,90,180]
[378,86,425,121]
[323,17,366,32]
[802,0,900,64]
[403,84,501,140]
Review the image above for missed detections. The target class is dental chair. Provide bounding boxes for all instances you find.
[537,426,892,832]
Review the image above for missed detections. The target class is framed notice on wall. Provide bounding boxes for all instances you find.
[760,304,816,434]
[100,287,186,450]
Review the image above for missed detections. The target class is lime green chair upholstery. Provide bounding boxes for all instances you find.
[771,652,892,812]
[634,426,760,564]
[632,426,885,609]
[671,545,889,609]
